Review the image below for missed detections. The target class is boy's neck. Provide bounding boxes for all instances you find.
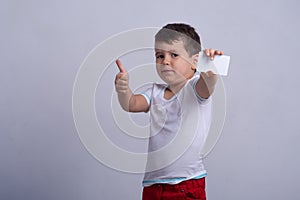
[167,71,195,94]
[168,79,188,94]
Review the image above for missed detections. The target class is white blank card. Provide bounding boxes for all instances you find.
[197,52,230,76]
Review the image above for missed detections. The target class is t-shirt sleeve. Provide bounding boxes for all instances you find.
[139,84,153,106]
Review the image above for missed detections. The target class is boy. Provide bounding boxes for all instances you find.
[115,23,223,200]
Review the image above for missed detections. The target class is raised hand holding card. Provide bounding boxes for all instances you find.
[198,51,230,76]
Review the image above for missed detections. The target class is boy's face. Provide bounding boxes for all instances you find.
[155,40,198,86]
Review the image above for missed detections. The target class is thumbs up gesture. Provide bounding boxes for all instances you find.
[115,59,129,94]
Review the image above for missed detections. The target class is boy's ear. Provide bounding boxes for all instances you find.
[191,53,199,70]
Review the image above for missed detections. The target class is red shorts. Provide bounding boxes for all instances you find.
[142,177,206,200]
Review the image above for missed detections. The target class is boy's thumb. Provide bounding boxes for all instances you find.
[116,59,127,73]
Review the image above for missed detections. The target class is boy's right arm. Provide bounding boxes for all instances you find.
[115,59,149,112]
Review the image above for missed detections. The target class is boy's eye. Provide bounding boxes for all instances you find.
[155,52,178,59]
[156,54,164,59]
[171,53,178,57]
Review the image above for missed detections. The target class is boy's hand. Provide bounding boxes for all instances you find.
[196,49,224,98]
[204,48,224,61]
[200,71,218,89]
[202,48,224,81]
[115,59,129,94]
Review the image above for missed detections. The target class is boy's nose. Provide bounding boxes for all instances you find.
[162,56,171,65]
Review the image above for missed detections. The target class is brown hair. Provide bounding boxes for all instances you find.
[155,23,201,56]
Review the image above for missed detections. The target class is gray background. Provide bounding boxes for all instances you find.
[1,0,300,199]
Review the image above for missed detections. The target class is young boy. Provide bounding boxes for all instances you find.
[115,23,223,200]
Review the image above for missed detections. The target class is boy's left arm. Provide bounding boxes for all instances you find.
[195,49,224,99]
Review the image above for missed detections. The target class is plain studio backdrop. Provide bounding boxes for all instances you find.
[1,0,300,199]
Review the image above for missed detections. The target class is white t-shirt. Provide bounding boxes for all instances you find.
[141,72,212,187]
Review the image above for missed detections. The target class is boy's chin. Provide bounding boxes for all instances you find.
[161,76,186,86]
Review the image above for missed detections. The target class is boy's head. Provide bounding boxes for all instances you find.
[155,23,201,57]
[154,23,201,85]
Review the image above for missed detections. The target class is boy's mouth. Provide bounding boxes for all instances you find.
[161,69,175,73]
[160,66,175,73]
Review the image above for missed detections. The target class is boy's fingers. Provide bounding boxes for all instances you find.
[116,59,127,73]
[115,73,122,81]
[205,49,210,56]
[216,50,224,55]
[205,49,224,56]
[209,48,215,56]
[115,72,128,84]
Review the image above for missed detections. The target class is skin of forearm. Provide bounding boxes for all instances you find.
[117,88,134,112]
[196,74,217,99]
